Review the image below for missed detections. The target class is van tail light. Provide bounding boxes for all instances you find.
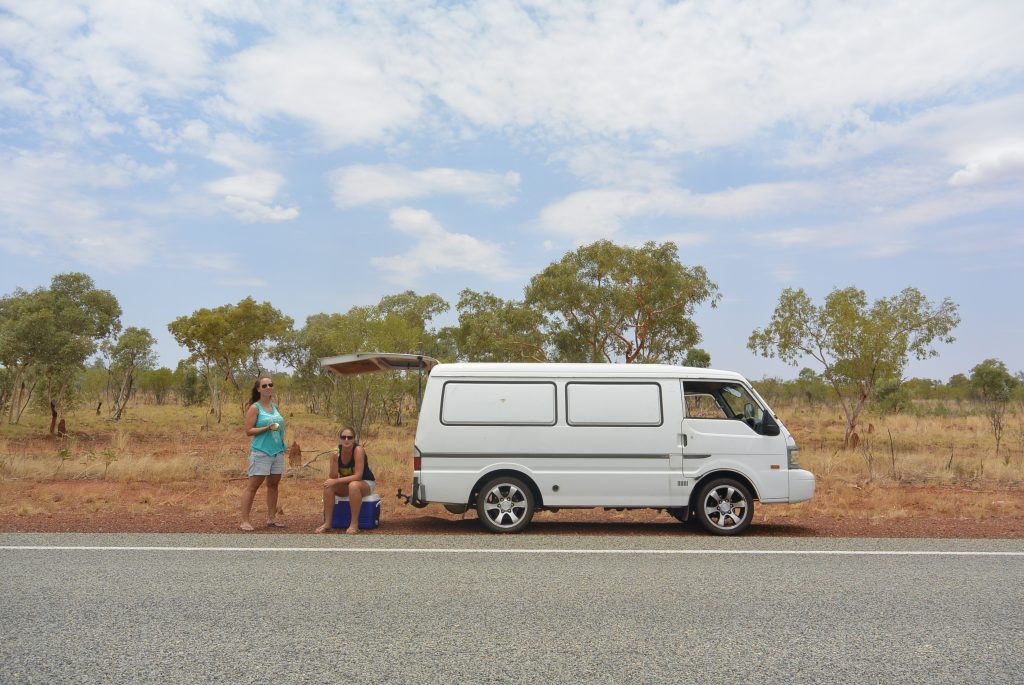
[414,446,421,471]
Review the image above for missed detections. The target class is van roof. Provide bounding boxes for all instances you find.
[431,362,746,381]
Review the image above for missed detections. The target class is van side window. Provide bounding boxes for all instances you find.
[566,382,663,426]
[441,382,556,426]
[685,393,728,419]
[683,380,765,429]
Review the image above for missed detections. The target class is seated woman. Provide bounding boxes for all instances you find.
[316,427,376,534]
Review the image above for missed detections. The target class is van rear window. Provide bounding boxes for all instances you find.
[440,382,557,425]
[566,382,663,426]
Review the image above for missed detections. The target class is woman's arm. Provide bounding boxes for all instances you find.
[244,404,271,437]
[336,446,365,483]
[328,449,339,479]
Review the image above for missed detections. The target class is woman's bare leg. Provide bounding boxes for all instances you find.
[240,476,265,530]
[316,482,346,533]
[346,482,368,534]
[265,474,282,525]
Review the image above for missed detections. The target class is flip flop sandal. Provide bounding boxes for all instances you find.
[266,521,286,528]
[239,522,255,531]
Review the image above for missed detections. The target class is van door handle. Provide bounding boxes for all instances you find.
[678,433,687,447]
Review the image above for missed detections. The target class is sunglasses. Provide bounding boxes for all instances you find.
[340,435,355,440]
[261,383,273,388]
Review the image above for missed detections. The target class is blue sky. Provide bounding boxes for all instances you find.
[1,1,1022,381]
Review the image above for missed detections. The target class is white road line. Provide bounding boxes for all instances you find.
[0,545,1021,556]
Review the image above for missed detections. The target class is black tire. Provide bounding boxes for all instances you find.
[694,478,754,535]
[476,475,535,533]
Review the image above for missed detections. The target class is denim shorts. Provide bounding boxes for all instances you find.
[249,450,285,477]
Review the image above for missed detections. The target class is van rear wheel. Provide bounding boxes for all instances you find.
[695,478,754,535]
[476,476,535,533]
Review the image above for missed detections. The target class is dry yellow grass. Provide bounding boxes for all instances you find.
[0,400,1022,525]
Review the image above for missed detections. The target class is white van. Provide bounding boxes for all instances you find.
[321,353,815,536]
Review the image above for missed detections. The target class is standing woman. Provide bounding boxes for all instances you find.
[241,376,286,531]
[316,427,376,534]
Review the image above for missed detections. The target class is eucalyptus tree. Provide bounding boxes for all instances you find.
[168,297,293,421]
[106,327,157,419]
[970,359,1017,461]
[748,286,959,448]
[138,367,176,405]
[526,240,719,363]
[449,289,549,362]
[275,291,449,426]
[0,273,121,424]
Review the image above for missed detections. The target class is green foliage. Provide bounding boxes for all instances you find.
[874,379,911,415]
[683,348,711,368]
[138,367,176,405]
[748,286,959,446]
[77,360,110,414]
[449,241,718,365]
[525,240,719,363]
[107,327,157,373]
[168,297,293,420]
[970,359,1016,403]
[104,327,157,419]
[174,360,209,407]
[272,291,448,427]
[0,273,122,423]
[449,289,548,362]
[970,358,1017,460]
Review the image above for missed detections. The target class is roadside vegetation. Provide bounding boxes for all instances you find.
[1,240,1022,529]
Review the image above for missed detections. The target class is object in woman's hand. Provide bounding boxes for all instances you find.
[270,422,280,431]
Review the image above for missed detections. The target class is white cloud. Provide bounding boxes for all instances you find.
[539,182,821,243]
[217,34,424,147]
[195,134,298,222]
[553,145,677,188]
[0,151,157,269]
[755,187,1022,256]
[4,2,1023,156]
[206,171,284,203]
[397,0,1024,150]
[370,207,514,284]
[330,165,520,207]
[949,141,1024,187]
[219,196,300,223]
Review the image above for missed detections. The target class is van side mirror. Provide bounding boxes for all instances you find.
[761,415,781,436]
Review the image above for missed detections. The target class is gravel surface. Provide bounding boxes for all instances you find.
[2,534,1022,684]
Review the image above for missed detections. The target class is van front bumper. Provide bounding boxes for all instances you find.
[789,469,816,502]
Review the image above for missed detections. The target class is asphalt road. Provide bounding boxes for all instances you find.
[2,533,1022,684]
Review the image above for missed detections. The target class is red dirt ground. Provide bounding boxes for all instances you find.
[2,480,1022,538]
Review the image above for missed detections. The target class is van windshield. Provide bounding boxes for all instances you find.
[683,380,765,431]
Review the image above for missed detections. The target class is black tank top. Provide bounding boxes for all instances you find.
[338,446,376,482]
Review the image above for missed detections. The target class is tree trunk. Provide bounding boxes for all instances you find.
[7,367,26,424]
[49,400,58,435]
[113,373,134,420]
[11,378,36,425]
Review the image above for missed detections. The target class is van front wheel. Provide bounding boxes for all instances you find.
[477,476,535,533]
[695,478,754,535]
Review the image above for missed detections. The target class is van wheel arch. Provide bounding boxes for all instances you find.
[470,469,544,508]
[689,471,759,511]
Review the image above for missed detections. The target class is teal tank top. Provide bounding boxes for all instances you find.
[251,402,286,456]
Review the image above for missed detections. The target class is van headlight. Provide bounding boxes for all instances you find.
[787,444,801,469]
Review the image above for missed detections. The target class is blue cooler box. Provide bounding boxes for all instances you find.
[331,494,381,529]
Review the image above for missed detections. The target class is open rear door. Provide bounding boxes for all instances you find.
[319,352,439,376]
